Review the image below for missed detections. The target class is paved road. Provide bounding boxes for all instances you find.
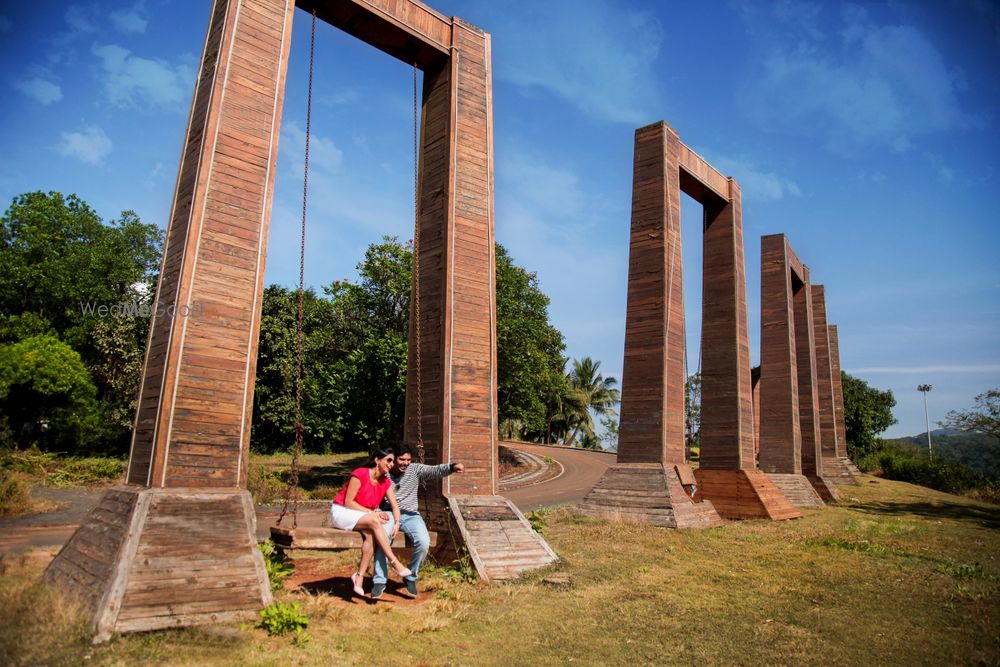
[502,443,616,512]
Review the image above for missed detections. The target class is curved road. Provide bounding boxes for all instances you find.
[502,443,617,512]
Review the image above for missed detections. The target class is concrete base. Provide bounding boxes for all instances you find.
[696,469,802,521]
[580,463,724,529]
[765,473,825,508]
[43,486,271,642]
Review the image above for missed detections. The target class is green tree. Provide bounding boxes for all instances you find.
[841,371,897,458]
[685,372,701,450]
[323,238,413,451]
[252,286,345,453]
[564,357,620,445]
[941,389,1000,442]
[495,244,567,439]
[0,192,163,453]
[0,335,99,451]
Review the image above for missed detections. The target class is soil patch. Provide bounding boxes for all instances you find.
[284,558,426,607]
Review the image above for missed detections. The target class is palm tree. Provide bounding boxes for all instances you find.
[565,357,620,446]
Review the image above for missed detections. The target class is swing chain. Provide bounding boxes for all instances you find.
[276,9,317,529]
[412,61,425,465]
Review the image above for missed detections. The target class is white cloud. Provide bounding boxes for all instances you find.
[709,153,801,202]
[15,77,63,105]
[110,4,148,34]
[742,4,976,153]
[487,0,663,124]
[91,43,194,111]
[281,122,344,172]
[57,126,113,165]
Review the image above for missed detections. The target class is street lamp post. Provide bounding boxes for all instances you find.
[917,384,933,458]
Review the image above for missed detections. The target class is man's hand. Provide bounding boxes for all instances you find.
[453,463,464,473]
[376,511,389,523]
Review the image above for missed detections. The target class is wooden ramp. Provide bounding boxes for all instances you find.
[696,469,802,521]
[822,457,860,485]
[765,473,825,508]
[807,475,841,502]
[447,496,558,582]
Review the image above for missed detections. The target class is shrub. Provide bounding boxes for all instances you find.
[258,539,294,591]
[0,335,100,452]
[258,601,308,636]
[247,463,288,504]
[0,469,32,516]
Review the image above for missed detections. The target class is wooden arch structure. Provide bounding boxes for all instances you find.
[582,120,800,525]
[45,0,553,640]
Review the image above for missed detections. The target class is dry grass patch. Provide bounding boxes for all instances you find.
[0,473,997,665]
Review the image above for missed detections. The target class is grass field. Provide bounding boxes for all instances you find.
[1,474,998,666]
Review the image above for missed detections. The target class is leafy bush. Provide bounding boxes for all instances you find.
[0,468,32,516]
[258,601,308,637]
[527,506,552,534]
[877,448,983,494]
[247,463,288,504]
[0,335,100,452]
[258,539,294,591]
[0,447,124,487]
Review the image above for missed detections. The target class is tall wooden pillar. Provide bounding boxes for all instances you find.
[581,122,722,528]
[812,286,857,484]
[583,120,798,525]
[794,268,838,500]
[829,325,848,458]
[45,0,554,633]
[45,0,295,639]
[694,185,798,520]
[757,234,824,506]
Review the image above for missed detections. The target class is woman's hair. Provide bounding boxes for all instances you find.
[369,447,394,466]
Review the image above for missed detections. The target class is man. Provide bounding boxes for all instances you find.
[371,443,463,598]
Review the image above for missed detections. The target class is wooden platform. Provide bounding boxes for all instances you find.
[822,457,860,485]
[447,495,558,582]
[765,473,825,508]
[269,525,437,550]
[579,463,724,529]
[696,469,802,521]
[44,487,271,642]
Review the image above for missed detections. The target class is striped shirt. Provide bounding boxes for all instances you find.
[380,462,455,513]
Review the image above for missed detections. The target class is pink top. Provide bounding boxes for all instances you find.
[333,467,391,510]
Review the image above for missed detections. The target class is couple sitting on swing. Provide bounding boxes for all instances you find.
[329,443,464,599]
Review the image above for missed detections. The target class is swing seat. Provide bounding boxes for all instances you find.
[270,525,438,550]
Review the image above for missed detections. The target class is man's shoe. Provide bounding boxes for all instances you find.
[371,583,385,599]
[405,579,418,597]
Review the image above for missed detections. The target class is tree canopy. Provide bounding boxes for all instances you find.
[1,191,617,456]
[0,192,163,453]
[841,371,897,458]
[941,388,1000,442]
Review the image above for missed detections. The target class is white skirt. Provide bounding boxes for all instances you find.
[329,503,368,531]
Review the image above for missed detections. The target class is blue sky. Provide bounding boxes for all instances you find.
[2,0,998,439]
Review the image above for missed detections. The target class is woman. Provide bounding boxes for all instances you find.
[330,448,413,597]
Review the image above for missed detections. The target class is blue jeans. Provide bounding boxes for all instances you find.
[373,512,430,585]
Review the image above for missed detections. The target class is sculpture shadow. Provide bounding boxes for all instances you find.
[297,574,413,605]
[844,499,1000,530]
